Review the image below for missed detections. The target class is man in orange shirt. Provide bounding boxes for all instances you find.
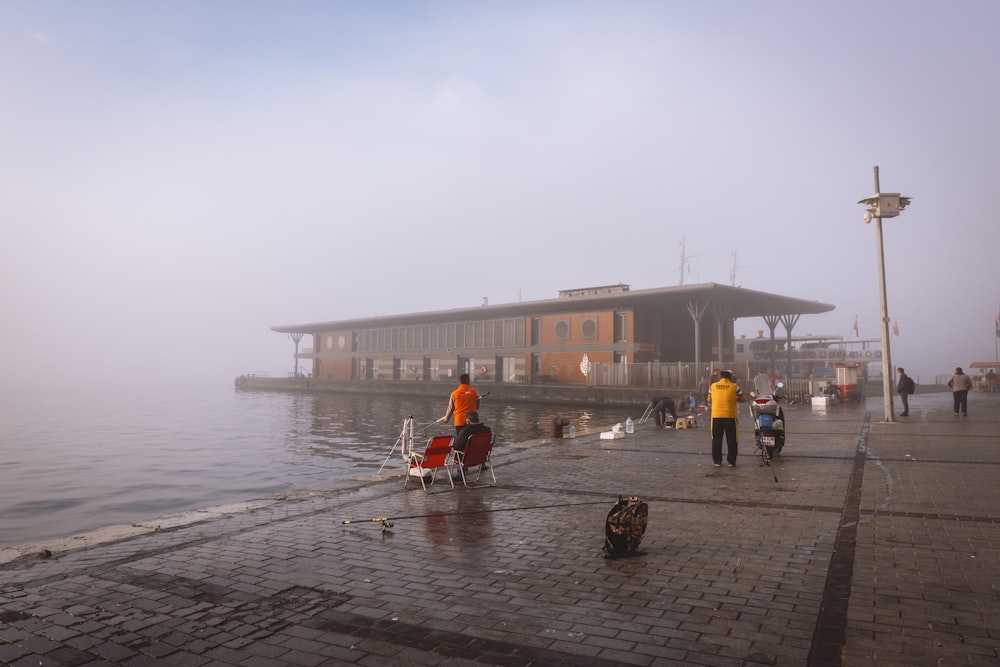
[443,373,480,435]
[707,370,747,467]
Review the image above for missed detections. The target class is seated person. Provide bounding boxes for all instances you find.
[650,396,678,428]
[452,411,491,477]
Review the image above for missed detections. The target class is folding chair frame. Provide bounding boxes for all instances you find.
[404,435,455,491]
[454,432,496,488]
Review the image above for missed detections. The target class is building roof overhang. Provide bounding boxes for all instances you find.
[271,282,835,334]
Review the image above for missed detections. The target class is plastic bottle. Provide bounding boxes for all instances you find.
[568,424,576,438]
[625,416,634,434]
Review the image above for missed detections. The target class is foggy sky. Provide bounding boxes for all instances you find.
[2,0,998,387]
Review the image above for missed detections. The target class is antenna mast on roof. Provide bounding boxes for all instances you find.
[730,250,746,286]
[679,235,694,286]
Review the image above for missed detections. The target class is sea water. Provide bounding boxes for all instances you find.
[0,383,629,548]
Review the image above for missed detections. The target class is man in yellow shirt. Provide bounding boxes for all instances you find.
[707,370,747,467]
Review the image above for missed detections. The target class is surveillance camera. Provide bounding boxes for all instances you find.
[863,211,872,224]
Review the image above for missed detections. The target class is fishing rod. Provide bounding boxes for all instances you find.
[377,414,455,474]
[420,417,445,433]
[341,499,613,532]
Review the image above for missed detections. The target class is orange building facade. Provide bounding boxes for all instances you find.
[273,283,835,385]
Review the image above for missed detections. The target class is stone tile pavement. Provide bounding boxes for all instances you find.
[1,390,998,666]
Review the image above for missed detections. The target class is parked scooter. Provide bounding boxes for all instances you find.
[749,373,786,466]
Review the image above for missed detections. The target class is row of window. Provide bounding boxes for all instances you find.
[357,318,526,353]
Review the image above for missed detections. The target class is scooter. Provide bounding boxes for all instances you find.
[749,374,786,466]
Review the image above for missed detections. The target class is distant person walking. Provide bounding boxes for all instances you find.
[707,370,747,467]
[896,367,915,416]
[443,373,480,434]
[948,367,973,416]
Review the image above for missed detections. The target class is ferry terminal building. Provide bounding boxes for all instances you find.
[270,283,835,388]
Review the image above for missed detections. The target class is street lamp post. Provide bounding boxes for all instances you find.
[858,166,911,422]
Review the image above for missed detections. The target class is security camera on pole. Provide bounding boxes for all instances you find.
[858,166,912,422]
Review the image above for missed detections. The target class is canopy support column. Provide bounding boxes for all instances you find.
[685,299,709,369]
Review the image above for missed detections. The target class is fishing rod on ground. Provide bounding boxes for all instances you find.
[341,499,614,532]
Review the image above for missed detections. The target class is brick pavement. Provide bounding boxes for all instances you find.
[1,390,998,666]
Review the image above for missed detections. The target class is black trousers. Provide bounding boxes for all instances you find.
[953,390,969,414]
[711,417,739,465]
[899,391,910,415]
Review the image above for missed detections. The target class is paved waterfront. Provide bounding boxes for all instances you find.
[2,391,999,666]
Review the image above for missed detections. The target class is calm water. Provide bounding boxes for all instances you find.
[0,383,633,548]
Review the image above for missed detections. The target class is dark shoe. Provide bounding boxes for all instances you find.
[900,413,908,417]
[963,413,968,416]
[727,463,736,468]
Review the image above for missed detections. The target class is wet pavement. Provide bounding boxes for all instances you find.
[1,390,999,666]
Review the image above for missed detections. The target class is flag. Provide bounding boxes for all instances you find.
[852,316,859,337]
[893,319,899,336]
[996,307,1000,338]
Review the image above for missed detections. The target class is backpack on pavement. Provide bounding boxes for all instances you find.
[604,495,648,558]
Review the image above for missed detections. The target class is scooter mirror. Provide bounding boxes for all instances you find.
[776,382,784,389]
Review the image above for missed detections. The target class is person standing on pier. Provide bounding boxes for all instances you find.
[707,370,747,467]
[896,367,915,417]
[948,367,973,416]
[443,373,480,434]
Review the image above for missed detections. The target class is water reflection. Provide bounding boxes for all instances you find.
[266,390,633,477]
[421,492,494,551]
[1,384,633,548]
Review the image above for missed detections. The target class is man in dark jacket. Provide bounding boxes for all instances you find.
[896,367,914,416]
[650,396,678,429]
[452,411,491,478]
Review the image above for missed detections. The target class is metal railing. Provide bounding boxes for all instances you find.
[587,361,752,390]
[583,362,819,403]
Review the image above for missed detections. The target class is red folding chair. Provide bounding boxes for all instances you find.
[404,434,455,491]
[454,432,496,487]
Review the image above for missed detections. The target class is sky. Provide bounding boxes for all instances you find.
[2,0,998,387]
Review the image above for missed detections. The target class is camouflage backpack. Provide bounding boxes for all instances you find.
[604,495,648,557]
